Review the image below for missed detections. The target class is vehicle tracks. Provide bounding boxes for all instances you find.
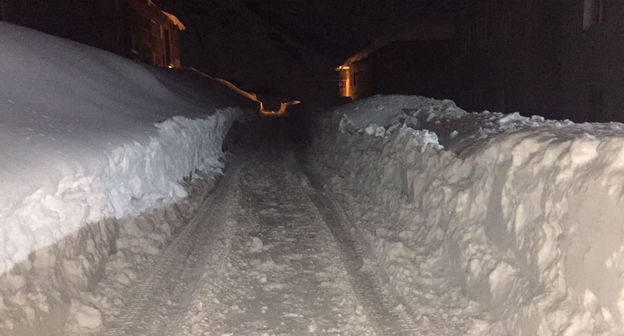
[98,145,414,336]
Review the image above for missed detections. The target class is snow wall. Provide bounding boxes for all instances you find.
[0,112,238,275]
[309,95,624,335]
[0,22,251,275]
[0,23,250,334]
[0,186,210,335]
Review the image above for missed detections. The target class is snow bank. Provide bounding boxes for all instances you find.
[0,177,213,335]
[0,22,249,275]
[310,95,624,335]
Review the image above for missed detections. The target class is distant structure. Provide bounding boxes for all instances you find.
[455,0,622,122]
[0,0,184,68]
[453,1,562,119]
[337,40,454,101]
[560,0,619,122]
[336,24,455,100]
[337,0,624,122]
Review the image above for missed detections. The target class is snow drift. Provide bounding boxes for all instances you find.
[0,22,254,334]
[0,22,250,277]
[309,95,624,335]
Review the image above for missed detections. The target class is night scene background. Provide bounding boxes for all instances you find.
[1,1,624,335]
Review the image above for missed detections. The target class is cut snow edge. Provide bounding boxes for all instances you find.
[0,108,241,276]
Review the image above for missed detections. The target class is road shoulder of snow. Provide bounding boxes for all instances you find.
[309,95,624,335]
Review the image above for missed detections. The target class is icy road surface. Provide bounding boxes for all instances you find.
[96,140,413,336]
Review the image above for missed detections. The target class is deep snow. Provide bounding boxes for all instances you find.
[0,22,251,334]
[4,17,624,336]
[0,22,250,276]
[309,95,624,335]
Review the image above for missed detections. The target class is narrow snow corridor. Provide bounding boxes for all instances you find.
[93,122,407,336]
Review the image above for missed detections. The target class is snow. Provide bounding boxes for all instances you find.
[0,22,248,276]
[310,94,624,335]
[6,15,624,335]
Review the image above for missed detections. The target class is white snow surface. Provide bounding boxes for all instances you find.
[0,23,245,275]
[312,95,624,335]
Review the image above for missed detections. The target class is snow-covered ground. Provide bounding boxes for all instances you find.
[0,22,251,334]
[308,95,624,335]
[5,17,624,336]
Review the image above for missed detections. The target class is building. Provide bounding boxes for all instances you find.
[453,0,563,118]
[454,0,624,122]
[127,0,184,68]
[560,0,624,122]
[337,22,455,100]
[338,2,607,121]
[336,2,566,121]
[0,0,184,68]
[337,40,454,100]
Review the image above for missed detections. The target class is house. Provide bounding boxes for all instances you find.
[127,0,184,68]
[0,0,184,68]
[453,0,563,119]
[560,0,624,122]
[455,0,624,122]
[337,23,455,100]
[337,2,566,121]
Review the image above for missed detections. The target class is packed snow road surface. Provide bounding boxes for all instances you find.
[97,140,407,336]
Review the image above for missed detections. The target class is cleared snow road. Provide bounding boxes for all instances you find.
[97,139,410,336]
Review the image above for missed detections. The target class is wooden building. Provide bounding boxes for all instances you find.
[454,0,624,122]
[338,2,622,122]
[337,22,455,101]
[337,40,454,100]
[560,0,624,122]
[0,0,184,68]
[453,0,562,119]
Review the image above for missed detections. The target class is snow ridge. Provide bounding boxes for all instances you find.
[1,109,239,275]
[312,95,624,335]
[0,22,248,276]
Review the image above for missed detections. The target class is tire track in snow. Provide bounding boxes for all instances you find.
[101,162,244,336]
[298,161,418,336]
[172,150,377,335]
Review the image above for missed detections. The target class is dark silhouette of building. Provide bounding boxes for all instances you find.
[337,40,454,100]
[337,1,624,123]
[337,22,455,100]
[453,0,563,119]
[0,0,184,68]
[561,0,624,122]
[336,3,565,120]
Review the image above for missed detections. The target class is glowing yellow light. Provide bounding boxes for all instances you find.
[186,67,301,117]
[168,65,174,69]
[260,100,301,117]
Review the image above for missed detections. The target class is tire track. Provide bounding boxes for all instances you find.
[101,162,243,336]
[298,161,418,336]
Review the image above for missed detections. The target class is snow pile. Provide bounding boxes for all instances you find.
[337,95,576,152]
[0,22,252,333]
[0,22,249,276]
[0,177,212,335]
[310,95,624,335]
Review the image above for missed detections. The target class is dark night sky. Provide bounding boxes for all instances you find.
[153,0,455,101]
